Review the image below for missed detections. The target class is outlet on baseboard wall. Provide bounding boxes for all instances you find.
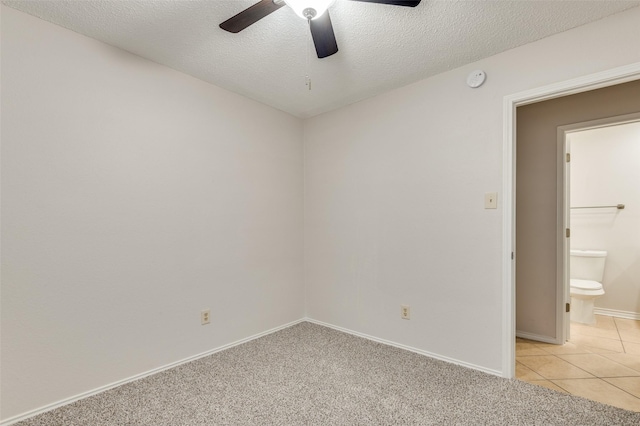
[201,309,210,325]
[401,305,411,320]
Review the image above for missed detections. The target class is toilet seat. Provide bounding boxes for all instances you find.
[570,279,604,297]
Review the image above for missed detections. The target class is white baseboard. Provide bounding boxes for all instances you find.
[0,318,306,426]
[515,330,560,344]
[594,307,640,321]
[305,318,503,378]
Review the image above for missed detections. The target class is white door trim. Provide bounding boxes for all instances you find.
[556,124,570,345]
[502,62,640,378]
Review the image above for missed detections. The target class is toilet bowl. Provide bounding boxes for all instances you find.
[569,250,607,325]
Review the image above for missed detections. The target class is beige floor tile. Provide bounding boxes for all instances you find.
[552,378,640,412]
[569,333,624,353]
[604,377,640,399]
[582,346,620,354]
[516,362,544,381]
[619,328,640,344]
[572,323,622,340]
[516,355,593,380]
[515,342,548,356]
[592,315,617,330]
[527,380,568,393]
[601,353,640,373]
[537,341,591,355]
[558,354,640,378]
[513,318,640,410]
[624,341,640,355]
[614,317,640,331]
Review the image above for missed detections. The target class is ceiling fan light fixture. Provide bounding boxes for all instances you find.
[285,0,336,20]
[220,0,421,59]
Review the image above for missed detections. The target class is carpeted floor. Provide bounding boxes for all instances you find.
[17,322,640,425]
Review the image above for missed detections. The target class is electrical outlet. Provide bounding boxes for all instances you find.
[201,309,210,325]
[401,305,411,320]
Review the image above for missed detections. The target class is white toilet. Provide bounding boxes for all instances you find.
[570,249,607,325]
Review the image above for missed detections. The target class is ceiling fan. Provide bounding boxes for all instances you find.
[219,0,421,59]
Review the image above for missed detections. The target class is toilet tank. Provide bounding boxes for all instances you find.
[570,250,607,282]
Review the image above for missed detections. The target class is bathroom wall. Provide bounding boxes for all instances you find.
[569,121,640,317]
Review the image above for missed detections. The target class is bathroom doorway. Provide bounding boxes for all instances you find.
[558,114,640,341]
[511,80,640,410]
[514,79,640,350]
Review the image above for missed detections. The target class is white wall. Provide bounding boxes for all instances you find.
[570,121,640,315]
[1,6,303,421]
[304,7,640,373]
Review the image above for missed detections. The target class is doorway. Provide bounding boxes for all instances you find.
[559,115,640,336]
[514,79,640,348]
[556,113,640,343]
[503,63,640,377]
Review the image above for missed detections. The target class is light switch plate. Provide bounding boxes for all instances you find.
[485,192,497,209]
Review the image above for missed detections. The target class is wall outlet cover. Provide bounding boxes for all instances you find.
[401,305,411,320]
[201,309,210,325]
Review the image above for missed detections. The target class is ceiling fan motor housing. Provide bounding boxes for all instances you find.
[303,7,317,20]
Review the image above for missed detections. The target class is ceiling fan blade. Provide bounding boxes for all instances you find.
[309,11,339,59]
[219,0,286,33]
[348,0,421,6]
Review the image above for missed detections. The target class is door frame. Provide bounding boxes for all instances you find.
[556,123,571,345]
[557,112,640,343]
[501,62,640,378]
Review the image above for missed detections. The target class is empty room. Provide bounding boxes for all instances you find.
[2,1,640,425]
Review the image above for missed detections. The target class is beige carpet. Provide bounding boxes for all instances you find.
[17,322,640,425]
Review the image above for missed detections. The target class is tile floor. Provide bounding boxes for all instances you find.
[516,315,640,412]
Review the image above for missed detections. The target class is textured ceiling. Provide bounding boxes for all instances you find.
[4,0,639,118]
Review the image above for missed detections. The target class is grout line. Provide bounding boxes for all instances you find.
[524,353,595,381]
[516,354,640,380]
[595,355,640,373]
[612,317,624,347]
[556,351,640,376]
[550,376,640,406]
[557,353,593,378]
[601,377,640,401]
[555,354,601,371]
[574,334,626,343]
[545,377,594,380]
[599,375,640,378]
[621,340,629,354]
[516,354,553,357]
[548,379,572,393]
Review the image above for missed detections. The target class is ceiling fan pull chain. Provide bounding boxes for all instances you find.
[306,19,312,91]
